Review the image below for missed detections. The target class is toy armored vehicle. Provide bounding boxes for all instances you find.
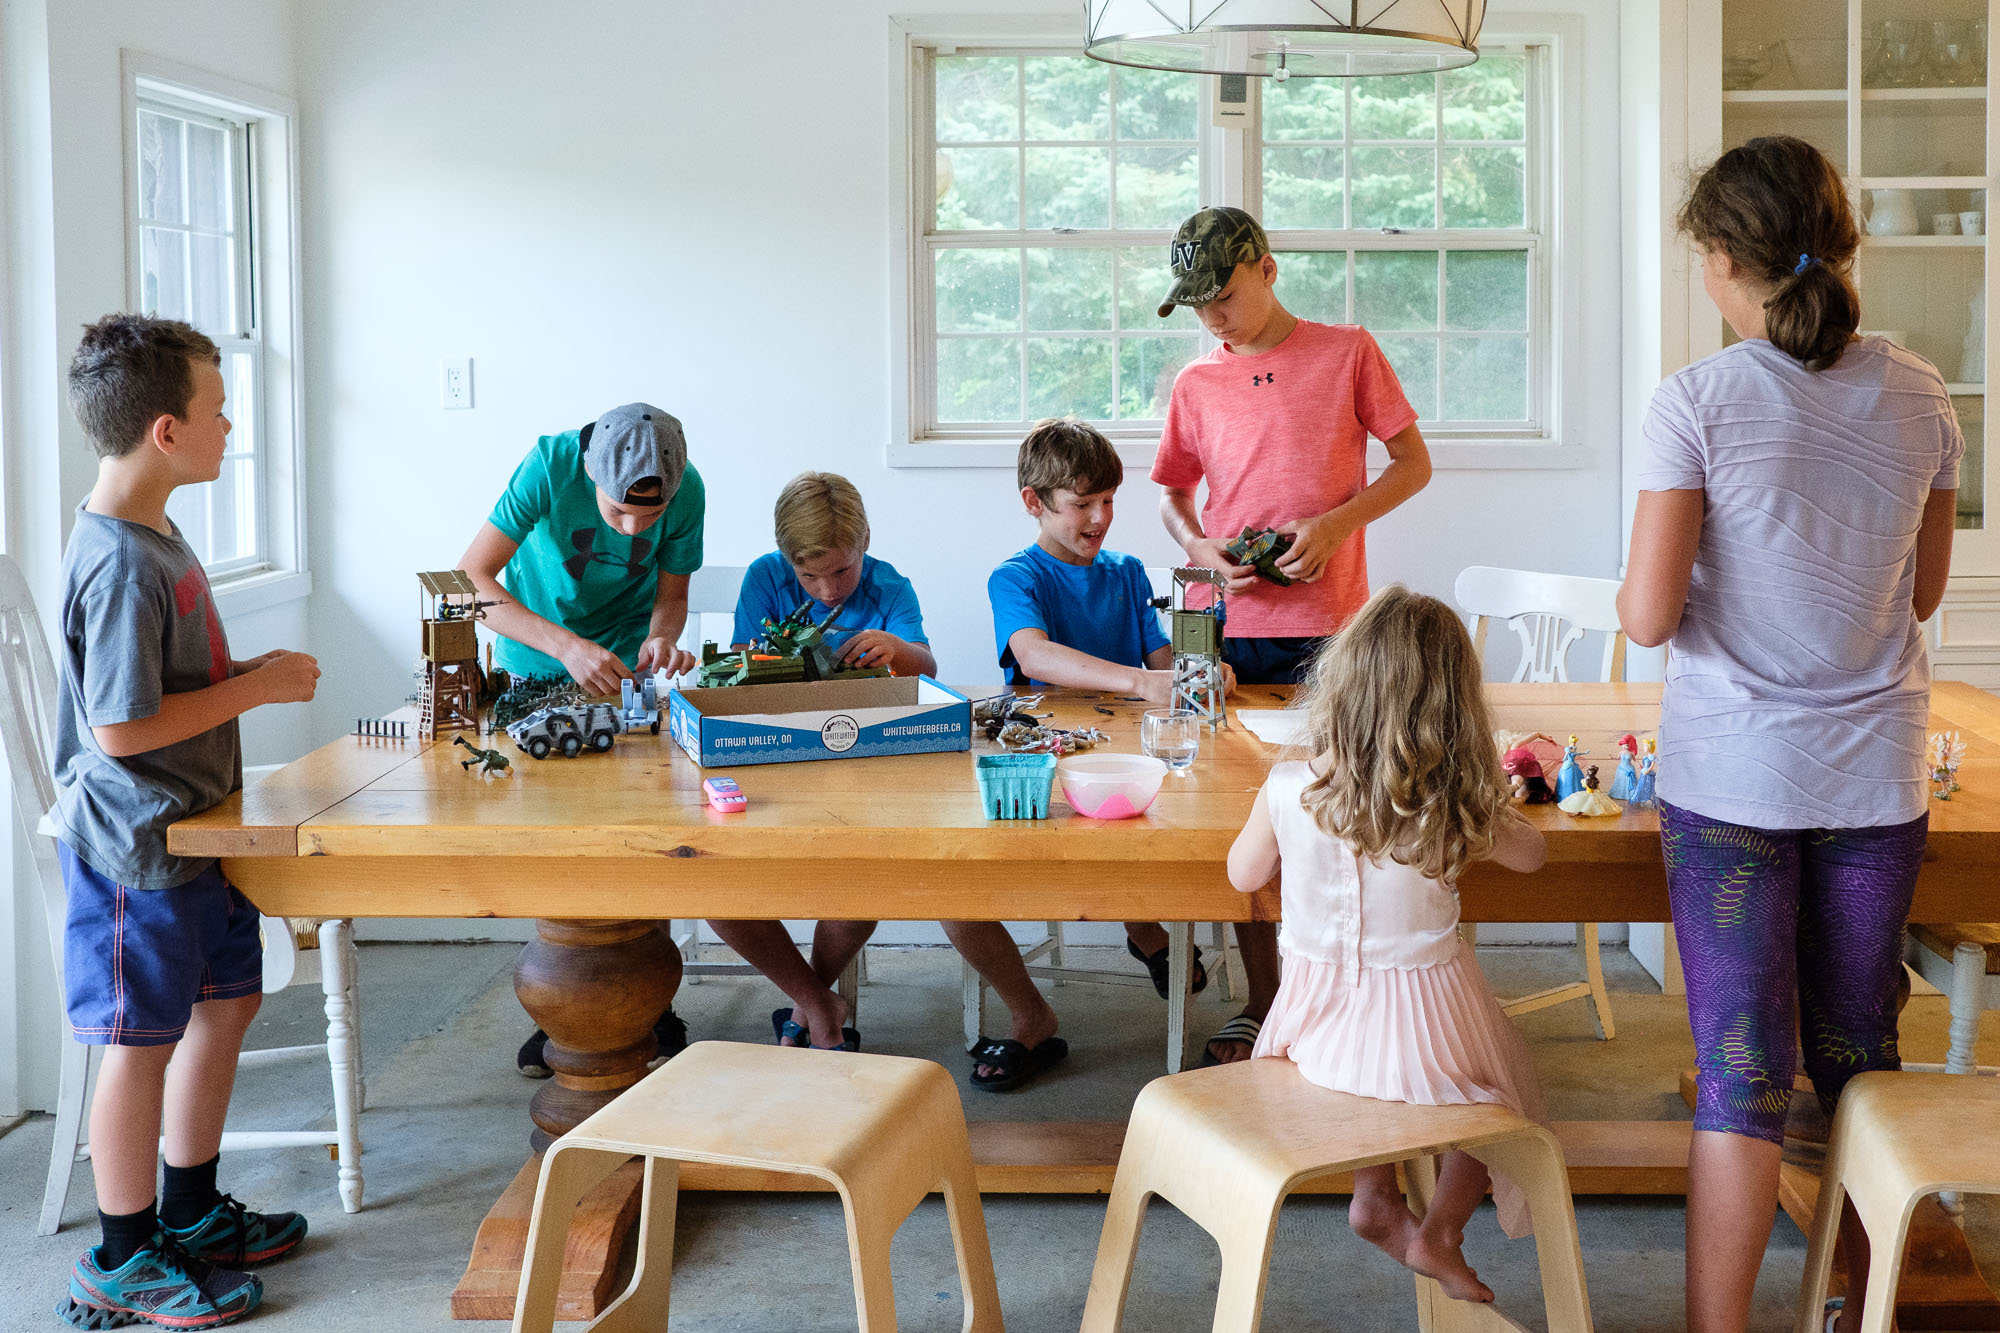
[694,599,893,688]
[1221,527,1296,587]
[507,702,624,759]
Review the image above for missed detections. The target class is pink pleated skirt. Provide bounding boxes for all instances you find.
[1251,937,1549,1238]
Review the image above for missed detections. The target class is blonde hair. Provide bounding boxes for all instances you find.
[1295,585,1509,884]
[774,472,869,564]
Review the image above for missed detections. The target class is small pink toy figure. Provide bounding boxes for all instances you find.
[1928,731,1966,800]
[1608,734,1640,801]
[1630,738,1657,807]
[1502,746,1556,804]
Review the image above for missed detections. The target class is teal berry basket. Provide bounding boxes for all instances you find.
[976,752,1057,819]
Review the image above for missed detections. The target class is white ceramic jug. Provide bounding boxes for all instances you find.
[1868,189,1920,237]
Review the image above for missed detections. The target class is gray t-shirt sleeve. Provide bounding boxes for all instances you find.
[1935,402,1966,491]
[76,580,166,726]
[1636,375,1706,492]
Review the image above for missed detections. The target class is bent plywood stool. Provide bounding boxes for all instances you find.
[1795,1071,2000,1333]
[509,1042,1003,1332]
[1079,1059,1593,1333]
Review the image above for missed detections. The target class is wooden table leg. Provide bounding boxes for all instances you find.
[452,918,678,1320]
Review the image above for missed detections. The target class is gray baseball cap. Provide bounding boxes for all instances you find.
[582,403,686,504]
[1158,206,1271,317]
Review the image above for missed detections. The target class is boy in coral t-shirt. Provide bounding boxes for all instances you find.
[1153,206,1434,1062]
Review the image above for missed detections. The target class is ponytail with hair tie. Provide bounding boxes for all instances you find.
[1793,253,1821,276]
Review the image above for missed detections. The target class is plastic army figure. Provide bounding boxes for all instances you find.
[453,734,512,778]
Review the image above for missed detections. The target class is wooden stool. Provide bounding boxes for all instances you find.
[1080,1059,1593,1333]
[1796,1071,2000,1333]
[509,1042,1003,1332]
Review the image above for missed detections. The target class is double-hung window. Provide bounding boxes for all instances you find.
[900,35,1555,462]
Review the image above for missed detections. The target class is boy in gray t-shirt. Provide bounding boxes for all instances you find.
[51,315,320,1329]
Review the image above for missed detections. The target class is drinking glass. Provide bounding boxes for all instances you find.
[1141,709,1200,773]
[1874,20,1927,87]
[1721,39,1773,90]
[1932,21,1979,87]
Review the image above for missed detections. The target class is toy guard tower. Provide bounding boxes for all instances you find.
[1152,567,1227,729]
[416,570,488,738]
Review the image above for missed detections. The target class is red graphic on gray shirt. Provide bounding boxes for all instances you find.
[173,566,229,685]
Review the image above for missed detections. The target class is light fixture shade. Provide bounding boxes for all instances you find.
[1084,1,1484,78]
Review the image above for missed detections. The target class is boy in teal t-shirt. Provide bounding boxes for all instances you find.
[462,402,704,693]
[459,402,701,1075]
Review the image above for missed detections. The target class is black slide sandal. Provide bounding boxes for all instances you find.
[1126,938,1207,1000]
[968,1035,1070,1092]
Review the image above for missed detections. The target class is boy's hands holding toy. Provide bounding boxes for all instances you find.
[1275,510,1359,584]
[1180,534,1259,595]
[1134,667,1180,707]
[838,629,911,673]
[558,636,634,697]
[634,636,697,679]
[251,650,321,704]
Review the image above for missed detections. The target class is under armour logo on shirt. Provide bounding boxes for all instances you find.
[1253,372,1276,387]
[563,528,654,580]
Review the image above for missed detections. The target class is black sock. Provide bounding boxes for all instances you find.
[98,1202,158,1270]
[160,1155,221,1230]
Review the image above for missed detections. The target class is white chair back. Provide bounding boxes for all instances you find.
[1454,565,1627,684]
[676,565,748,658]
[0,555,69,978]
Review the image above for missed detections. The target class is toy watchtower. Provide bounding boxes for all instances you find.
[416,570,490,738]
[1151,567,1227,728]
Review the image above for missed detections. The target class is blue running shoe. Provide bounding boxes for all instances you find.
[57,1233,261,1329]
[161,1196,307,1268]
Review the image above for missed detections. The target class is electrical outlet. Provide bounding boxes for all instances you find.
[441,358,473,410]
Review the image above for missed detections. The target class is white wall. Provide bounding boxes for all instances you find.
[0,0,300,1113]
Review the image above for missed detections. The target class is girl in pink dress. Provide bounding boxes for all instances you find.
[1227,585,1549,1304]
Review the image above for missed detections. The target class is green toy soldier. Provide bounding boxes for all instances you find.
[454,734,512,778]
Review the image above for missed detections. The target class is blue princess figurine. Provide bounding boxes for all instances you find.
[1608,734,1639,802]
[1630,737,1657,807]
[1554,734,1587,802]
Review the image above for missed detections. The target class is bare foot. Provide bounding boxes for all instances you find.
[1405,1227,1494,1304]
[973,1003,1058,1081]
[794,994,851,1049]
[1348,1190,1421,1266]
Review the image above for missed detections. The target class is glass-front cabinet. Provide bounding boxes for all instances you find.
[1697,0,1996,576]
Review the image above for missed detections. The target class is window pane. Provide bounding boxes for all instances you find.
[137,111,185,224]
[936,147,1020,230]
[1117,337,1199,418]
[1351,146,1436,228]
[1444,251,1528,330]
[190,233,236,336]
[1350,73,1436,140]
[1263,79,1344,141]
[1026,338,1114,420]
[1118,246,1196,330]
[207,458,253,565]
[1443,146,1526,228]
[1027,248,1113,331]
[936,56,1018,141]
[1114,145,1197,230]
[1355,251,1438,330]
[1025,147,1109,229]
[1272,250,1347,323]
[1378,335,1438,420]
[225,348,256,460]
[1024,57,1109,140]
[140,227,190,321]
[936,248,1021,332]
[1442,336,1529,420]
[165,479,212,561]
[938,339,1022,422]
[1261,146,1345,229]
[1444,54,1527,141]
[1113,67,1197,140]
[187,123,230,231]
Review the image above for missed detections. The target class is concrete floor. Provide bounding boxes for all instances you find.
[2,941,1996,1331]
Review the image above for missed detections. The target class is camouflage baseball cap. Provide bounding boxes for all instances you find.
[1157,206,1271,318]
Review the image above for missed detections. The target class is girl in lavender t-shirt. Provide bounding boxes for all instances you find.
[1618,136,1961,1333]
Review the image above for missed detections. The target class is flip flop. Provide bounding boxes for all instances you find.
[968,1034,1070,1092]
[1198,1012,1263,1068]
[1823,1298,1844,1333]
[1126,938,1207,1000]
[771,1006,860,1051]
[646,1007,690,1069]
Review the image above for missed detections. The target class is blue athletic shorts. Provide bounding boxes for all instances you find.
[60,842,264,1047]
[1223,635,1328,686]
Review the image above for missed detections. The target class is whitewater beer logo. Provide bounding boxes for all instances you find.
[820,714,860,753]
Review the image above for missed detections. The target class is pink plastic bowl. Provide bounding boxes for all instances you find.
[1057,753,1168,819]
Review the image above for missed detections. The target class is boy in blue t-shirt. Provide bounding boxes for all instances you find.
[459,403,701,1076]
[53,316,322,1327]
[953,419,1235,1092]
[712,473,934,1050]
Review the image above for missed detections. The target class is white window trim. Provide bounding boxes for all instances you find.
[886,11,1594,471]
[120,52,311,615]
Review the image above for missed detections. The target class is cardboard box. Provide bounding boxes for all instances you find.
[667,676,971,768]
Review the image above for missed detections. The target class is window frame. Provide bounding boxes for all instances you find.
[888,12,1591,471]
[120,52,311,613]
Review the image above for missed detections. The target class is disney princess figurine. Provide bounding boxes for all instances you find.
[1554,734,1587,802]
[1608,734,1639,801]
[1630,737,1657,807]
[1502,745,1556,803]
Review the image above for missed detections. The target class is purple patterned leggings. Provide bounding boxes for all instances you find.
[1660,800,1929,1145]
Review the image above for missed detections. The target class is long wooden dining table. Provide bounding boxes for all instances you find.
[170,680,2000,1320]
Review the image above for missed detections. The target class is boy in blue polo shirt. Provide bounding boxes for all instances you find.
[712,473,934,1050]
[950,419,1233,1092]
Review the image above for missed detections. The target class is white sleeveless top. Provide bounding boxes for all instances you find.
[1266,761,1463,972]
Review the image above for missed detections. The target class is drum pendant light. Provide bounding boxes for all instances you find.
[1083,1,1484,79]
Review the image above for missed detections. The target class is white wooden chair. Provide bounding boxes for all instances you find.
[664,565,867,1005]
[1454,565,1620,1041]
[0,555,366,1234]
[1906,926,1998,1076]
